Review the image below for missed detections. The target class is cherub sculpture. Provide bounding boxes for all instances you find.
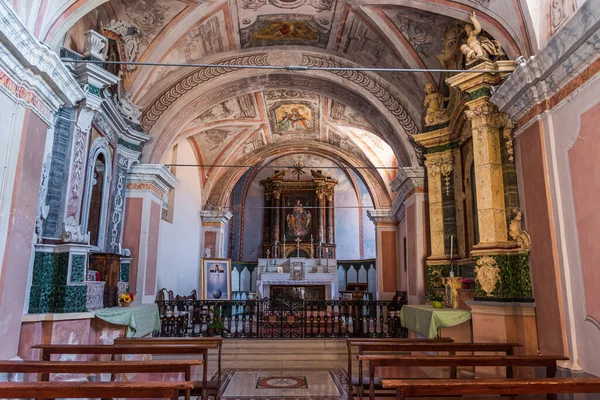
[460,12,504,63]
[423,83,450,126]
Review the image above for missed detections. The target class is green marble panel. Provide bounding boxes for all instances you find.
[70,255,86,283]
[474,253,533,301]
[119,262,130,282]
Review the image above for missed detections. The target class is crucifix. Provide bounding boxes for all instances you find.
[265,249,270,273]
[295,237,301,257]
[310,234,314,258]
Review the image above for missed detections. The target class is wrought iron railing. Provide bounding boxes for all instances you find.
[154,298,408,338]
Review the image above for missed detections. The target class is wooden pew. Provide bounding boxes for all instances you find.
[346,337,454,382]
[0,359,201,400]
[114,337,223,400]
[381,377,600,400]
[0,381,194,400]
[32,343,217,400]
[359,354,569,400]
[348,340,519,394]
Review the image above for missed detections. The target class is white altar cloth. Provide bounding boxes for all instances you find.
[257,272,339,300]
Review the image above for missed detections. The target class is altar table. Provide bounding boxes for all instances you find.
[94,304,160,338]
[399,304,471,339]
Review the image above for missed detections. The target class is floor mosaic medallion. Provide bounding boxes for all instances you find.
[256,376,308,389]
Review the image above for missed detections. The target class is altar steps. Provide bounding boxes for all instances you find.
[206,339,350,375]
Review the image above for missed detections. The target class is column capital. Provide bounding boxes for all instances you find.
[199,210,233,225]
[367,209,398,226]
[391,167,425,197]
[126,164,178,205]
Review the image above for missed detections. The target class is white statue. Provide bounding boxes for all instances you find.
[460,12,504,63]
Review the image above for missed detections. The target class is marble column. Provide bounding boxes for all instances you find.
[271,190,281,247]
[123,164,177,304]
[317,190,325,245]
[367,210,400,300]
[424,151,453,259]
[200,209,233,259]
[326,192,334,245]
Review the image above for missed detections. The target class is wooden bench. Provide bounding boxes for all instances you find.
[32,343,218,400]
[0,381,194,400]
[346,337,454,382]
[381,377,600,400]
[348,340,519,393]
[359,354,569,400]
[114,337,223,400]
[0,359,201,400]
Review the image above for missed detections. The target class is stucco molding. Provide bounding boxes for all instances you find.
[491,0,600,124]
[391,167,426,200]
[0,2,84,123]
[127,164,178,198]
[199,210,234,225]
[367,209,398,225]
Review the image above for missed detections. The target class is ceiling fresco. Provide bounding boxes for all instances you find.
[58,0,535,201]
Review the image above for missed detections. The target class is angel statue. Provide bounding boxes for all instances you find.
[423,83,450,126]
[460,12,504,63]
[286,200,311,238]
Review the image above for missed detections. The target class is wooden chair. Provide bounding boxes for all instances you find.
[0,381,194,400]
[381,377,600,400]
[0,359,202,400]
[32,343,218,400]
[360,354,569,400]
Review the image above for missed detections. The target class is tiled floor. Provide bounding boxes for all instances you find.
[219,368,349,400]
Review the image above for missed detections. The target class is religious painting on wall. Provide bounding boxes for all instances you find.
[276,104,313,132]
[240,15,329,49]
[284,195,314,241]
[201,258,232,300]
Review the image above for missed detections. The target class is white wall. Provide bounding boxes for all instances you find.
[156,140,202,296]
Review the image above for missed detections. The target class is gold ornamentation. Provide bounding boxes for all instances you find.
[425,153,453,194]
[272,190,281,200]
[460,12,504,64]
[431,268,444,288]
[509,209,531,251]
[443,277,463,308]
[503,126,515,162]
[475,256,501,296]
[423,83,450,127]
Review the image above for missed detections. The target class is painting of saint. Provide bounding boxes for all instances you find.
[202,258,232,300]
[275,104,313,133]
[286,199,312,238]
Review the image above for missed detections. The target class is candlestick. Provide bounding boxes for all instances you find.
[450,234,454,260]
[266,249,270,273]
[283,240,286,259]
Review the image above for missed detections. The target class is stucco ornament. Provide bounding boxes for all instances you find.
[62,216,90,243]
[475,256,501,296]
[509,209,531,251]
[460,12,504,64]
[114,85,142,124]
[103,20,140,70]
[423,83,450,126]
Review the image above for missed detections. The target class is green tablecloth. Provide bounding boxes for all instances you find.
[94,304,161,338]
[400,304,471,339]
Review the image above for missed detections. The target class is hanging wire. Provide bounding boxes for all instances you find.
[164,163,398,170]
[61,58,511,74]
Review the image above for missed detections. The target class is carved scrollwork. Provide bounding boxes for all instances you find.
[509,209,531,251]
[475,256,501,296]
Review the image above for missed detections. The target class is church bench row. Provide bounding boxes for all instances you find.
[0,381,194,400]
[381,378,600,400]
[32,338,222,400]
[345,337,454,380]
[360,354,569,400]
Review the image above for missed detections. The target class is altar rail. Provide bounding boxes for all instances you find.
[154,299,408,338]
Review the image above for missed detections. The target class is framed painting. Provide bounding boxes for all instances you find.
[283,194,314,241]
[201,258,232,300]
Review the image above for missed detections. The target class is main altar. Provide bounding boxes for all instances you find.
[256,169,339,300]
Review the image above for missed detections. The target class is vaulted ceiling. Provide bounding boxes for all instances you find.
[58,0,534,205]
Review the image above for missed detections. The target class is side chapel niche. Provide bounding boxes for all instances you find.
[260,169,338,258]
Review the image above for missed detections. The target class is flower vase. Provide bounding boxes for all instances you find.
[432,301,443,309]
[120,300,131,307]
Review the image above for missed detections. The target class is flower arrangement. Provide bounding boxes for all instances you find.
[119,286,135,307]
[461,278,474,289]
[429,291,445,308]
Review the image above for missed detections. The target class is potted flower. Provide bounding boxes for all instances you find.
[119,286,135,307]
[429,291,444,308]
[461,278,474,289]
[207,307,226,336]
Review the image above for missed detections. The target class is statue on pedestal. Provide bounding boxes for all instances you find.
[423,83,450,127]
[460,12,504,64]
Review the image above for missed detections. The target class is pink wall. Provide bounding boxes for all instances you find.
[123,198,143,294]
[381,230,397,292]
[0,110,46,359]
[407,204,417,295]
[518,120,566,355]
[144,201,161,296]
[569,102,600,325]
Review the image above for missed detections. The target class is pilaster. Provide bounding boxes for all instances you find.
[200,209,233,259]
[123,164,177,303]
[367,209,399,300]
